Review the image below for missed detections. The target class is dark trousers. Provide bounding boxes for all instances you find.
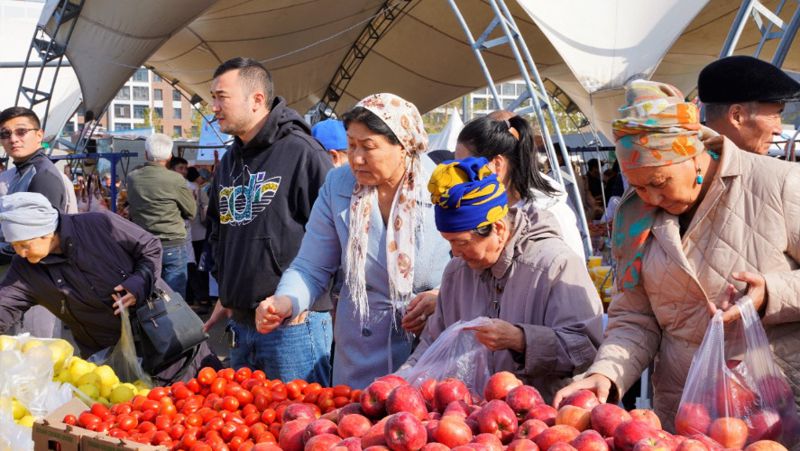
[186,240,209,304]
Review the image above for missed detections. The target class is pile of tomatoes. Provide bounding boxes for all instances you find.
[64,367,360,450]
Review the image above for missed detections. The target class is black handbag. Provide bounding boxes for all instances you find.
[132,287,208,381]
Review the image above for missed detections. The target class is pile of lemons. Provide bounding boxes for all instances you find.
[0,335,149,428]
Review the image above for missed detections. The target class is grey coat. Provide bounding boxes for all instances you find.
[407,208,604,402]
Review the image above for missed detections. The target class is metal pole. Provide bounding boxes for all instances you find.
[720,0,756,57]
[771,6,800,67]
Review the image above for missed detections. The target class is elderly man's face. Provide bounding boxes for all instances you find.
[735,102,784,155]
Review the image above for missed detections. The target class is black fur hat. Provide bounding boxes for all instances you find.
[698,55,800,103]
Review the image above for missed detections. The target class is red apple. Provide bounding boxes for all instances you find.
[377,375,409,389]
[434,378,472,412]
[427,411,441,421]
[629,409,661,430]
[675,403,711,436]
[747,409,782,442]
[548,443,578,450]
[590,403,632,438]
[425,419,439,443]
[506,438,540,450]
[361,381,394,418]
[443,400,472,419]
[558,390,600,410]
[744,440,789,451]
[757,376,793,411]
[612,420,663,451]
[335,437,363,451]
[676,439,710,451]
[534,425,581,450]
[435,416,474,448]
[339,414,372,438]
[472,432,504,451]
[280,419,314,451]
[506,385,545,417]
[556,405,591,431]
[484,371,523,401]
[421,444,450,451]
[420,379,437,409]
[384,412,427,451]
[284,403,320,423]
[716,376,756,417]
[686,434,723,450]
[525,404,558,426]
[386,385,428,420]
[475,399,519,443]
[252,444,283,451]
[304,419,339,443]
[339,403,366,422]
[708,417,748,449]
[364,447,392,451]
[570,429,609,451]
[515,419,548,440]
[362,418,390,448]
[632,438,672,451]
[306,433,344,451]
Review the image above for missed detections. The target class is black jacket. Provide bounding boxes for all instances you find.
[0,212,163,356]
[208,97,332,320]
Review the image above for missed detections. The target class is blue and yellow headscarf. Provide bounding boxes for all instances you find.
[428,157,508,233]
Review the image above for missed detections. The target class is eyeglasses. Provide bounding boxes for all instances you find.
[0,128,39,140]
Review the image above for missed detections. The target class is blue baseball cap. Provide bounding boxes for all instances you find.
[312,119,347,151]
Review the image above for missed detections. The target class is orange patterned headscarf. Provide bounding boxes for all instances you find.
[612,80,703,290]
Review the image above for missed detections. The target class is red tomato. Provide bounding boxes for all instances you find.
[107,428,128,439]
[229,436,245,451]
[205,416,225,433]
[160,401,177,417]
[260,408,276,424]
[131,395,147,410]
[117,414,138,432]
[111,402,132,416]
[63,414,77,425]
[78,412,101,430]
[222,395,240,412]
[140,409,157,423]
[154,414,171,430]
[235,367,252,383]
[233,424,250,440]
[243,412,261,426]
[148,387,170,401]
[220,421,238,441]
[190,443,213,451]
[198,367,217,385]
[173,384,192,400]
[151,430,171,446]
[137,420,157,433]
[186,413,203,428]
[256,431,276,443]
[239,441,255,451]
[141,399,160,412]
[90,402,110,418]
[241,403,258,418]
[252,370,266,381]
[235,389,254,406]
[253,393,272,412]
[181,427,200,447]
[249,422,267,440]
[218,368,235,381]
[187,377,202,393]
[285,381,302,400]
[169,423,186,440]
[211,378,227,396]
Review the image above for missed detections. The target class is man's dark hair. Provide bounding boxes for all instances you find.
[167,156,188,170]
[213,57,273,105]
[0,106,41,129]
[342,107,401,146]
[186,166,200,182]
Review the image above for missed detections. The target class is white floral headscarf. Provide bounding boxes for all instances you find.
[345,93,428,327]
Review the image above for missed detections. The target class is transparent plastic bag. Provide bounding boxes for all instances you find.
[91,306,152,387]
[395,317,493,395]
[676,297,800,446]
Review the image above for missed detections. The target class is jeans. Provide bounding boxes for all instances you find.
[161,243,188,299]
[229,311,333,386]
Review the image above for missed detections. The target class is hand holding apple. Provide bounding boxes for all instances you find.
[554,374,614,407]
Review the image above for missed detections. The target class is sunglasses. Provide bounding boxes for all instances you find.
[0,128,39,140]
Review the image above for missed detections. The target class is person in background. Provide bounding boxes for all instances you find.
[203,57,334,385]
[0,107,70,339]
[699,55,800,155]
[554,79,800,430]
[312,119,349,167]
[455,114,586,261]
[185,167,210,312]
[167,156,189,178]
[406,157,603,402]
[255,93,451,388]
[126,134,196,298]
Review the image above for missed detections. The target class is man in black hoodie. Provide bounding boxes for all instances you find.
[205,57,334,384]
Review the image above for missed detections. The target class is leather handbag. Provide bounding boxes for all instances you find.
[132,287,208,379]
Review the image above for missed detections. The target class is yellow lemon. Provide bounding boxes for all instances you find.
[47,339,74,371]
[67,359,95,384]
[109,384,135,404]
[137,388,150,398]
[94,365,119,388]
[17,415,35,427]
[0,335,17,351]
[77,383,100,400]
[77,372,100,387]
[20,339,46,353]
[11,399,27,420]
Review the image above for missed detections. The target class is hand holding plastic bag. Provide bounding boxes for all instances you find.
[89,305,152,387]
[676,297,799,446]
[395,317,493,395]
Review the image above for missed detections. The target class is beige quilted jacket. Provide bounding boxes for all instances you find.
[588,138,800,431]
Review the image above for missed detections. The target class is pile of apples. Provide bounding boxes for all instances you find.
[65,367,790,451]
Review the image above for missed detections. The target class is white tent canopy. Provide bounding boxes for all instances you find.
[428,108,464,152]
[39,0,800,139]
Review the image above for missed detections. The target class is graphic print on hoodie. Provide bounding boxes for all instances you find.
[217,167,281,226]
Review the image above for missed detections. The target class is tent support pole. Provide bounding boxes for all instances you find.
[720,0,800,66]
[446,0,592,256]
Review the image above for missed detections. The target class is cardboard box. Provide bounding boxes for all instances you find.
[33,398,93,451]
[33,397,167,451]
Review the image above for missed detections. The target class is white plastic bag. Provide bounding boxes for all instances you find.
[396,317,493,395]
[676,297,800,446]
[89,306,152,387]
